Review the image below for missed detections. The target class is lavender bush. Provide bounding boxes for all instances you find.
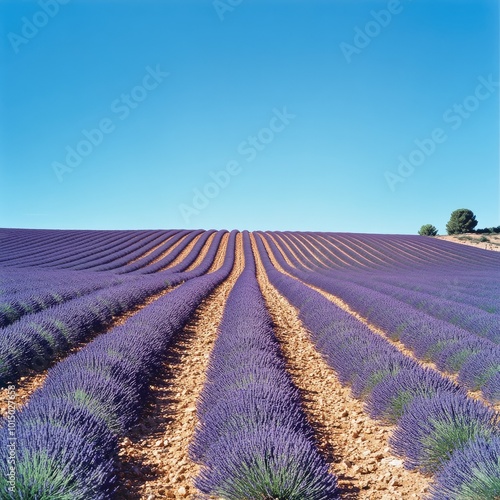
[430,436,500,499]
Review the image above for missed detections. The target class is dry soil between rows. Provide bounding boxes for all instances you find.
[127,234,176,265]
[161,234,204,270]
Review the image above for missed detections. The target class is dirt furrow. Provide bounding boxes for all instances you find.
[115,233,244,499]
[0,372,47,420]
[252,237,430,499]
[206,232,229,273]
[148,234,190,266]
[161,233,203,270]
[127,234,176,265]
[184,232,216,272]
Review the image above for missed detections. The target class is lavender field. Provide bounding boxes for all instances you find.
[0,228,499,499]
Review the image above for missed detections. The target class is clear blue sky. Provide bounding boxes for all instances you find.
[0,0,498,233]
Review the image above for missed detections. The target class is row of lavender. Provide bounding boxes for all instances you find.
[50,230,183,272]
[264,234,500,404]
[2,227,499,273]
[0,228,161,270]
[292,231,500,326]
[0,233,237,498]
[255,234,500,498]
[95,228,219,275]
[1,230,169,270]
[0,230,224,332]
[87,230,194,273]
[0,229,165,267]
[191,232,338,498]
[272,231,499,271]
[316,232,500,270]
[284,233,500,390]
[0,268,146,329]
[0,229,226,276]
[334,271,499,341]
[0,228,116,261]
[300,232,499,301]
[0,231,228,387]
[282,231,500,334]
[0,273,171,386]
[379,271,500,314]
[0,229,215,274]
[0,229,180,332]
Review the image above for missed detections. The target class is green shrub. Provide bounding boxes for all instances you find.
[418,224,438,236]
[446,209,478,235]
